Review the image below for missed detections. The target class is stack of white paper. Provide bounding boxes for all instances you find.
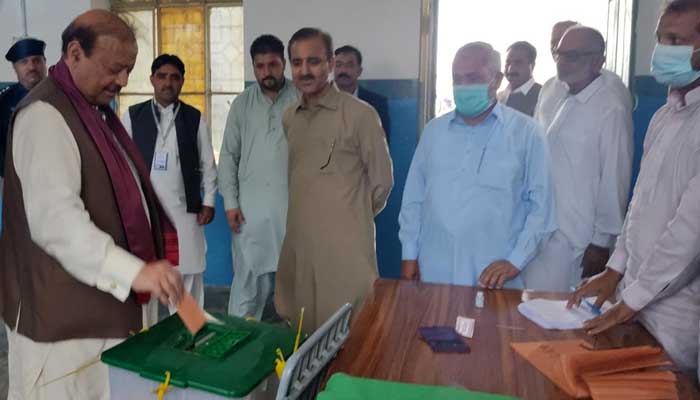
[518,298,610,330]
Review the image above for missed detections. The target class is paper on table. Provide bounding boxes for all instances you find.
[518,298,612,330]
[177,292,207,335]
[455,316,475,338]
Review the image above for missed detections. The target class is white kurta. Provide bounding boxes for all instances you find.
[534,69,633,132]
[122,100,217,277]
[7,101,149,399]
[608,86,700,373]
[524,75,633,291]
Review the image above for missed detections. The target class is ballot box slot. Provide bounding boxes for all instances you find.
[168,324,252,359]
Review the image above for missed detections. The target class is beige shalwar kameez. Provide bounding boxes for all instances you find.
[275,84,393,332]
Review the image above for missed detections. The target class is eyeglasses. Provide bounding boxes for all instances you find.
[553,49,601,63]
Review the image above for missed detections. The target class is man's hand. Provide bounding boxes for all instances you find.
[197,206,215,226]
[132,260,184,306]
[225,208,245,233]
[581,244,610,278]
[567,267,623,309]
[401,260,420,280]
[479,260,519,289]
[582,301,636,335]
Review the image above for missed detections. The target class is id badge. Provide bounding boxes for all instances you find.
[154,151,168,171]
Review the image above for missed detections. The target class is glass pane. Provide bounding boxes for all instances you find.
[209,6,244,92]
[114,0,154,4]
[119,10,155,94]
[180,94,206,117]
[159,7,206,93]
[210,94,236,160]
[117,94,152,118]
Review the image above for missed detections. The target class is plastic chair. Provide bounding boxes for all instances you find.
[275,303,353,400]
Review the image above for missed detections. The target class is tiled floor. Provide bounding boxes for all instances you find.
[0,286,232,400]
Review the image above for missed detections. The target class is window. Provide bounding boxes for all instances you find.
[113,0,244,158]
[606,0,636,87]
[428,0,611,119]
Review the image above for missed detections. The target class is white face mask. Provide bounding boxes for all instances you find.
[651,43,700,87]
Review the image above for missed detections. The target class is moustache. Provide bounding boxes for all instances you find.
[336,73,351,80]
[300,74,315,82]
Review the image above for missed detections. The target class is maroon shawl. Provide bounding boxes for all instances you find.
[49,60,178,303]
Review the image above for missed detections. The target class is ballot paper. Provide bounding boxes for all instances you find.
[177,292,207,334]
[518,298,611,330]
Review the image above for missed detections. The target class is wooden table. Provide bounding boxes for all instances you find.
[326,279,698,399]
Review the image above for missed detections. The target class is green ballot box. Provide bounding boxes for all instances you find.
[318,373,518,400]
[101,313,296,399]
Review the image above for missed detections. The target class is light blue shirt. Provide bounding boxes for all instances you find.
[399,104,556,288]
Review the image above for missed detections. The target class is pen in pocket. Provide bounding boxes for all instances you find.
[320,139,336,170]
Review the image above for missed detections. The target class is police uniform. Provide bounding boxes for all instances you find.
[1,37,46,181]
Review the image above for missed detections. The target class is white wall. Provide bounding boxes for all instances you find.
[0,0,108,81]
[243,0,421,81]
[634,0,664,76]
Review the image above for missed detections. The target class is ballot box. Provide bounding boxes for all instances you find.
[101,313,295,399]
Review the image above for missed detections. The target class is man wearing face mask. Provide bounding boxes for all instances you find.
[534,20,633,130]
[0,37,47,194]
[568,0,700,375]
[122,54,218,314]
[523,27,633,293]
[399,42,555,289]
[218,35,298,320]
[497,41,541,116]
[275,28,393,333]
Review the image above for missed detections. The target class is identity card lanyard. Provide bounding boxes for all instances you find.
[151,99,181,145]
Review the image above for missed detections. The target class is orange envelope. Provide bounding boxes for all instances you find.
[177,292,207,335]
[511,340,674,399]
[511,339,590,398]
[561,346,670,395]
[584,371,679,400]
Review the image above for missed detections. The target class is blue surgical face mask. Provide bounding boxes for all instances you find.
[651,43,700,87]
[453,83,493,117]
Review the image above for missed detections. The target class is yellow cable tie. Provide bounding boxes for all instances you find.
[293,307,304,353]
[156,370,172,400]
[274,348,286,379]
[39,358,100,387]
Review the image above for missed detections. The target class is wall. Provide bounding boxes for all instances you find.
[203,0,422,286]
[630,0,666,190]
[0,0,109,81]
[242,0,420,81]
[634,0,663,76]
